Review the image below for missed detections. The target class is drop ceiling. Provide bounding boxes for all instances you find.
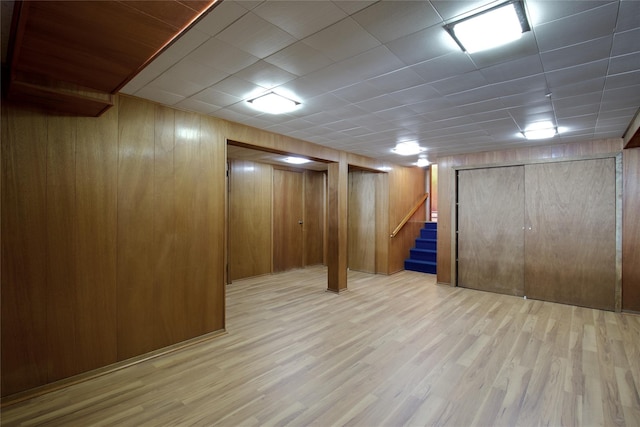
[18,1,640,165]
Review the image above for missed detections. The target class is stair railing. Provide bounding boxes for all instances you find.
[390,193,428,238]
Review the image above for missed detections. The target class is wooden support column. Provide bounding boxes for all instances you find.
[327,157,348,293]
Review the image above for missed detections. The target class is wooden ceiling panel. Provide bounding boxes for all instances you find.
[6,0,218,116]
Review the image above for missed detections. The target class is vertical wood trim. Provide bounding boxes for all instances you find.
[375,173,389,274]
[75,104,118,372]
[1,107,49,395]
[46,115,78,380]
[200,116,226,333]
[117,96,156,359]
[153,104,177,347]
[348,170,376,273]
[327,158,348,292]
[622,148,640,311]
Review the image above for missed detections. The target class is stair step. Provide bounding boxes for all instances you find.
[405,259,437,274]
[409,248,437,262]
[423,221,438,230]
[420,229,437,239]
[415,238,437,250]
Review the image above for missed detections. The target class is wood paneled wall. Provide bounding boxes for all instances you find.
[1,96,226,397]
[229,160,272,281]
[434,139,640,310]
[622,148,640,312]
[2,92,427,397]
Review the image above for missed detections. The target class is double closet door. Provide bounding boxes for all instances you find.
[457,158,617,311]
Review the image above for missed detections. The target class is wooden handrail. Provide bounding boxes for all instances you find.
[390,193,428,238]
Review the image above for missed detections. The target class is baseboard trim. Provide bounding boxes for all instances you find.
[1,329,227,408]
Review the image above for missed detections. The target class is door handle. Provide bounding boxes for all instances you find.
[298,220,303,225]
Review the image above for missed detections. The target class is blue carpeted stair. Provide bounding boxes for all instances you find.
[404,222,437,274]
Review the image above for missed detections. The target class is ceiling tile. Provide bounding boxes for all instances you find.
[187,37,259,74]
[135,87,185,105]
[548,77,605,98]
[352,0,441,43]
[608,51,640,75]
[410,53,476,83]
[194,1,249,37]
[367,68,426,93]
[302,17,380,62]
[355,94,405,113]
[332,81,388,104]
[545,60,609,89]
[174,98,223,114]
[526,0,617,26]
[616,0,640,32]
[331,0,377,16]
[480,54,544,83]
[191,87,242,107]
[612,28,640,56]
[234,60,297,88]
[533,3,618,52]
[148,73,204,97]
[430,0,495,21]
[389,83,440,105]
[540,36,613,72]
[430,70,489,96]
[253,1,347,39]
[163,59,229,88]
[264,41,334,76]
[605,70,640,90]
[216,12,297,58]
[385,25,458,66]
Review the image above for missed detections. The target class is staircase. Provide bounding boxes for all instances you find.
[404,222,437,274]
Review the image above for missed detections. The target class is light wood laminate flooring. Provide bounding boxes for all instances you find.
[2,266,640,426]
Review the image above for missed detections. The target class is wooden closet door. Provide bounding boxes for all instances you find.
[273,169,304,272]
[348,170,376,273]
[524,158,616,310]
[458,166,525,296]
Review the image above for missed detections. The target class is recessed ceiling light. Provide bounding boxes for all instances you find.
[444,0,530,53]
[283,156,310,165]
[391,141,426,156]
[247,92,300,114]
[523,121,557,140]
[416,157,430,167]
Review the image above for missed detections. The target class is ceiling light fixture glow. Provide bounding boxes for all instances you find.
[248,92,300,114]
[283,156,311,165]
[444,0,530,53]
[416,157,430,167]
[523,121,557,140]
[391,141,426,156]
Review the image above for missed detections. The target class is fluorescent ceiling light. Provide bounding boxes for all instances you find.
[445,1,530,53]
[283,156,310,165]
[391,141,426,156]
[523,121,557,140]
[247,92,300,114]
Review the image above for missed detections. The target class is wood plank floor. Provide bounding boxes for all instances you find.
[2,266,640,426]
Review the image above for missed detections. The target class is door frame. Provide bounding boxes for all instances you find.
[451,152,622,311]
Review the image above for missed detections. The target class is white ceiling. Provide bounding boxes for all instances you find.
[122,0,640,166]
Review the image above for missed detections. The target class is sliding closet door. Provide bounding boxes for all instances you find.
[524,158,616,310]
[458,166,525,296]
